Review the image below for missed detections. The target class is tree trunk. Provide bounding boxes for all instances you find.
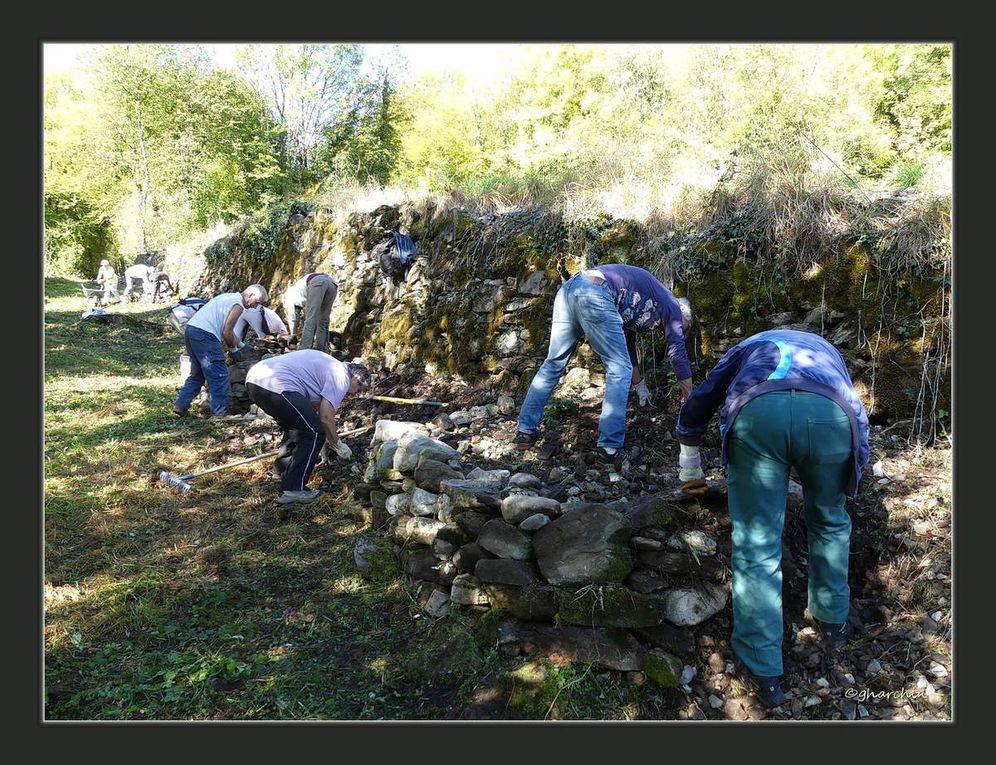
[136,94,150,253]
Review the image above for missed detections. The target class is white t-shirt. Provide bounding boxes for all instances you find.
[186,292,245,342]
[283,274,313,311]
[125,264,154,281]
[246,349,351,408]
[235,306,288,340]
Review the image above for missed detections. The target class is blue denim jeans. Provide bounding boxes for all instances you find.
[175,325,230,415]
[727,390,853,677]
[517,274,632,448]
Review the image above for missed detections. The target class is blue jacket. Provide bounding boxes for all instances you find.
[675,329,870,496]
[596,264,692,381]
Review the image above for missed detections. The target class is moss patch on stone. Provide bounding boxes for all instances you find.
[472,607,512,652]
[555,583,665,628]
[642,648,682,689]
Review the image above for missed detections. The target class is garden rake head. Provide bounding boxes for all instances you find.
[159,450,280,492]
[157,425,371,492]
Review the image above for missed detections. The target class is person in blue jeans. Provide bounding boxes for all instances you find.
[675,329,870,708]
[515,264,693,465]
[173,284,269,417]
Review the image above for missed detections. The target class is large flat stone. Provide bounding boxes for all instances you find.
[391,516,445,546]
[373,420,429,446]
[501,494,561,524]
[483,584,557,621]
[662,583,729,627]
[532,504,633,585]
[478,519,533,560]
[507,621,644,671]
[439,478,503,511]
[410,487,438,517]
[394,434,460,474]
[450,574,490,605]
[635,550,725,579]
[414,459,463,493]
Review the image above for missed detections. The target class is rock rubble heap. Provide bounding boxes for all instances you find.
[351,417,733,688]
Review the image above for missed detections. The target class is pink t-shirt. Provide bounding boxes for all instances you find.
[246,349,351,409]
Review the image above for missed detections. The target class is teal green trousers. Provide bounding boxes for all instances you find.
[727,390,853,677]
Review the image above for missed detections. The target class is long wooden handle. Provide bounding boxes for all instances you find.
[186,425,372,480]
[369,395,448,407]
[186,450,280,480]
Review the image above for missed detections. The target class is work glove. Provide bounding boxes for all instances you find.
[678,443,707,496]
[228,346,244,363]
[331,440,353,461]
[635,379,651,407]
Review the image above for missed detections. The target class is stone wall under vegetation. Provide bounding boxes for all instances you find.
[169,193,950,428]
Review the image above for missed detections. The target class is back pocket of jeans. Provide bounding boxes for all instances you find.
[807,418,852,464]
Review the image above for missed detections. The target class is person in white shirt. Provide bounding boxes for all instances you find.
[234,305,289,343]
[172,284,269,417]
[246,351,371,504]
[96,260,119,303]
[283,272,338,352]
[123,263,156,300]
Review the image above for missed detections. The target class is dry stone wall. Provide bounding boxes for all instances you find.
[349,416,738,686]
[173,199,949,421]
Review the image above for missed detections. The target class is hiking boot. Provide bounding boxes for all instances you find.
[817,619,852,649]
[513,431,539,450]
[171,405,188,417]
[593,444,643,469]
[740,670,788,709]
[275,489,321,505]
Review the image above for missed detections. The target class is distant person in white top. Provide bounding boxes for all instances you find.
[234,305,289,343]
[123,263,156,300]
[283,272,338,352]
[173,284,269,417]
[96,260,119,303]
[246,351,371,504]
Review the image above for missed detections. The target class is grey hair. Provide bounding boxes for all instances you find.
[677,297,693,326]
[243,284,269,303]
[346,363,372,389]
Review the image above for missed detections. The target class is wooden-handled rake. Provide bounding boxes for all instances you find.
[158,425,371,492]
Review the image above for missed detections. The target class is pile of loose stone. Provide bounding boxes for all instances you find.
[351,418,731,688]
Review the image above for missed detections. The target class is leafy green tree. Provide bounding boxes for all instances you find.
[235,44,365,183]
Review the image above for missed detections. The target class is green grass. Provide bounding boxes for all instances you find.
[43,275,674,720]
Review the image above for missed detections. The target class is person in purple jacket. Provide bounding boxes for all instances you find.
[515,264,694,466]
[675,329,870,708]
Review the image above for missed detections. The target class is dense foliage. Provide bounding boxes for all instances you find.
[44,43,951,276]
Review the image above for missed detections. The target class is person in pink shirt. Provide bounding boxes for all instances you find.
[246,350,371,505]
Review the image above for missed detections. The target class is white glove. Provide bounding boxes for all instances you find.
[331,440,353,461]
[678,443,704,482]
[635,379,651,407]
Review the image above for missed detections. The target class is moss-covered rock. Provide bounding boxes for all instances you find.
[642,648,683,689]
[555,583,665,628]
[472,607,512,651]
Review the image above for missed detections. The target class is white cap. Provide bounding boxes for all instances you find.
[100,259,109,266]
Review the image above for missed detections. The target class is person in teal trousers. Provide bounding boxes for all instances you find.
[675,329,870,707]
